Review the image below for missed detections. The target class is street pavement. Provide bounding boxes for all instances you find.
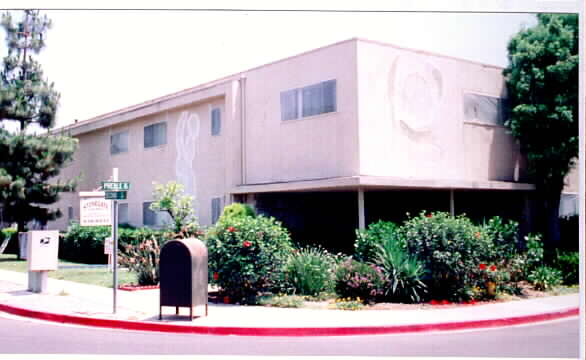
[0,268,579,336]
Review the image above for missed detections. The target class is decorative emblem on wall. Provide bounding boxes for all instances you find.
[175,111,200,207]
[389,55,444,167]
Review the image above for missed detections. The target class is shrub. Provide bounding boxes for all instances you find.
[257,294,304,308]
[525,233,544,270]
[332,297,364,311]
[59,224,111,264]
[354,221,399,262]
[399,211,493,301]
[206,215,294,304]
[119,235,162,285]
[334,259,386,304]
[553,250,579,285]
[373,240,427,303]
[482,216,519,260]
[528,266,563,291]
[219,203,256,222]
[284,246,338,296]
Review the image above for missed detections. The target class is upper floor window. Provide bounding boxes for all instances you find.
[211,108,221,136]
[118,203,129,225]
[463,94,508,126]
[110,131,129,155]
[211,197,222,224]
[280,79,337,121]
[144,122,167,148]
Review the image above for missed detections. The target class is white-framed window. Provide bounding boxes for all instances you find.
[143,201,170,227]
[280,79,337,121]
[110,131,129,155]
[144,122,167,148]
[211,108,221,136]
[463,93,508,126]
[211,197,222,224]
[118,203,129,225]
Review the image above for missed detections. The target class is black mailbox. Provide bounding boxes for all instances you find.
[159,238,208,320]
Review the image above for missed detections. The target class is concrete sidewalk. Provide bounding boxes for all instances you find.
[0,269,579,336]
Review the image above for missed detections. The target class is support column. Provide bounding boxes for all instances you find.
[358,188,365,230]
[450,189,455,216]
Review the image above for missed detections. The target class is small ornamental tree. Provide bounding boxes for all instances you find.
[503,14,578,248]
[0,10,77,232]
[149,181,200,238]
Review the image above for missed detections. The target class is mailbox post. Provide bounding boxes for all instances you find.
[159,238,208,320]
[27,230,59,293]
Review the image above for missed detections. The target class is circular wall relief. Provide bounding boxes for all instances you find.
[389,55,444,167]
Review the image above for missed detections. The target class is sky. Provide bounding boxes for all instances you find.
[0,6,555,130]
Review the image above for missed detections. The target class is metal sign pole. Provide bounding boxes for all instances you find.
[113,200,118,314]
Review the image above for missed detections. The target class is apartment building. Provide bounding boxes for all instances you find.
[50,38,578,252]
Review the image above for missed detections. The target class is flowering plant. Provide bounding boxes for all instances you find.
[479,263,500,282]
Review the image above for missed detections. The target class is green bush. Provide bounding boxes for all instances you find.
[528,266,563,291]
[219,203,257,222]
[59,224,111,264]
[553,250,579,285]
[525,233,544,270]
[354,221,399,262]
[283,246,338,296]
[482,216,519,260]
[334,259,386,304]
[373,240,427,303]
[399,211,493,301]
[206,215,294,304]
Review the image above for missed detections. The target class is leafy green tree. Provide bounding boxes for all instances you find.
[0,10,77,233]
[503,14,578,248]
[149,181,199,237]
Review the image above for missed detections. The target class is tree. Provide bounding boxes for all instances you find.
[0,10,77,233]
[503,14,578,248]
[150,181,200,238]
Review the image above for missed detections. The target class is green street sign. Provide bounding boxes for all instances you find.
[105,191,127,200]
[102,181,131,191]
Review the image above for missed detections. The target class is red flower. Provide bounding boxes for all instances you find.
[227,226,236,233]
[475,232,481,239]
[489,265,497,272]
[213,272,219,281]
[223,296,230,304]
[430,300,439,305]
[243,241,252,248]
[441,300,449,305]
[479,263,487,270]
[426,213,433,218]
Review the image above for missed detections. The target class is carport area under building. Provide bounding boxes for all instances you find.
[232,176,536,253]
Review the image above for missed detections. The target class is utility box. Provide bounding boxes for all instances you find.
[159,238,208,320]
[26,230,59,293]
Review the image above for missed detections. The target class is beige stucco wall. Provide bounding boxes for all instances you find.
[51,88,234,229]
[356,39,528,183]
[242,40,359,184]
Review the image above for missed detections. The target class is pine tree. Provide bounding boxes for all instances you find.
[503,14,578,249]
[0,10,77,233]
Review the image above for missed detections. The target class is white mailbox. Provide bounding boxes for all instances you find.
[27,230,59,272]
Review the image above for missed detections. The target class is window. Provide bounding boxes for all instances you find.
[463,94,508,126]
[118,203,129,225]
[211,197,222,224]
[110,131,129,155]
[143,202,170,227]
[559,193,578,218]
[67,206,74,221]
[211,108,221,136]
[280,80,336,121]
[144,122,167,148]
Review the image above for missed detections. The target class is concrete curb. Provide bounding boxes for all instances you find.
[0,303,578,337]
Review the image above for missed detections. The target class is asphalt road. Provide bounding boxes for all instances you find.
[0,314,579,357]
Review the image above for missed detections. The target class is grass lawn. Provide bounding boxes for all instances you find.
[0,254,138,288]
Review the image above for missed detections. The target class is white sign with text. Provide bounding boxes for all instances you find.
[80,197,112,226]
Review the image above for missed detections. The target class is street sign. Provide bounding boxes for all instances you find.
[102,181,131,191]
[105,191,127,200]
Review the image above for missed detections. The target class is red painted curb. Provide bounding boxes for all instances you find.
[0,303,578,337]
